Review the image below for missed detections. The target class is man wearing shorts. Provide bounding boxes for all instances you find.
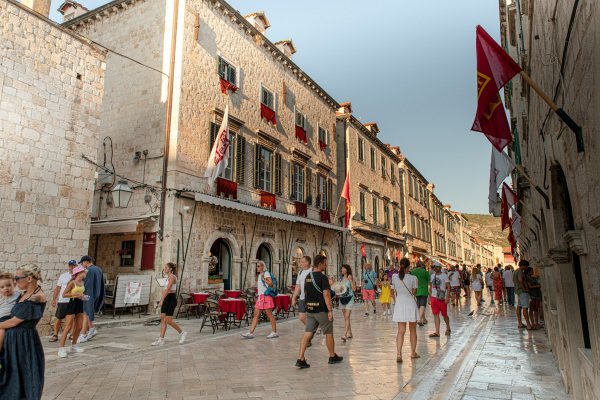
[49,260,76,342]
[362,263,378,316]
[448,265,462,306]
[291,255,313,346]
[513,260,532,329]
[410,260,430,326]
[296,254,343,368]
[428,262,451,337]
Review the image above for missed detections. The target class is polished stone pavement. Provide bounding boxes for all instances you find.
[41,291,569,400]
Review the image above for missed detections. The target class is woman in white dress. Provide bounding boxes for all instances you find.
[392,262,419,363]
[471,264,484,306]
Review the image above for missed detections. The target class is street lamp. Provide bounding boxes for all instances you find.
[112,179,133,208]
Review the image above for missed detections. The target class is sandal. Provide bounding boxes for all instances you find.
[49,335,59,342]
[518,325,526,329]
[396,357,403,363]
[429,333,440,338]
[411,353,421,359]
[341,336,347,342]
[445,330,451,336]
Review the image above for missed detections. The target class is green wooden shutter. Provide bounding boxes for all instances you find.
[208,122,218,159]
[316,175,321,209]
[235,135,246,184]
[274,152,282,195]
[253,143,260,189]
[289,162,296,200]
[305,167,311,205]
[327,178,333,211]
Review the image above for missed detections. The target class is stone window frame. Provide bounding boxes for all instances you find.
[317,123,329,145]
[260,82,276,110]
[370,146,377,170]
[359,191,366,221]
[294,106,307,131]
[358,137,364,162]
[217,52,239,87]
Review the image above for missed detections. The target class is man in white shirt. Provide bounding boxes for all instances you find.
[50,260,76,342]
[428,262,451,337]
[485,268,494,304]
[448,265,462,306]
[291,256,314,346]
[503,265,515,306]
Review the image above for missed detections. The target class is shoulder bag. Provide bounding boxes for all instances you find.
[433,275,446,301]
[339,277,354,305]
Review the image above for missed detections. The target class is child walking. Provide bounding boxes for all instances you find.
[379,274,392,316]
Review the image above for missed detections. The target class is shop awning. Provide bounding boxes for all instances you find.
[193,192,346,231]
[90,214,158,235]
[353,235,385,247]
[384,236,406,245]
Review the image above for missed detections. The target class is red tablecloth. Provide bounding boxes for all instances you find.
[219,299,247,321]
[224,290,242,299]
[274,295,291,313]
[190,293,210,304]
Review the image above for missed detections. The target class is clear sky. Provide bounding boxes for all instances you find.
[49,0,501,214]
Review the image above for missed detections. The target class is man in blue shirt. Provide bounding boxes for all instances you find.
[361,264,379,316]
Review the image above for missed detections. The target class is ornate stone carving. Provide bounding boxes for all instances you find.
[563,230,587,255]
[546,247,570,264]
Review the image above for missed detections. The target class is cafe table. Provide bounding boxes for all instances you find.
[274,294,291,316]
[218,298,247,327]
[223,290,242,299]
[190,292,210,316]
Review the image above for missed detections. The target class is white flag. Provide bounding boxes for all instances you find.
[204,104,230,188]
[488,147,516,213]
[510,209,521,239]
[386,248,391,260]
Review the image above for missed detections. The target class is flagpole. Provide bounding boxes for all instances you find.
[518,71,584,152]
[333,196,343,223]
[514,164,550,209]
[516,200,541,226]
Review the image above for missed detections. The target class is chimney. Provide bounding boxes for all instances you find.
[22,0,52,17]
[274,39,297,60]
[57,1,89,22]
[244,11,271,36]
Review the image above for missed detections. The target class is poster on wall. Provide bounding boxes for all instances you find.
[124,282,142,304]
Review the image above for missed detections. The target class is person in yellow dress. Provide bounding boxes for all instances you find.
[379,273,392,316]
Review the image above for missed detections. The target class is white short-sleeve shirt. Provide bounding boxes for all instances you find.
[56,272,73,303]
[295,267,313,300]
[258,271,272,296]
[430,272,450,297]
[448,271,461,286]
[503,270,514,287]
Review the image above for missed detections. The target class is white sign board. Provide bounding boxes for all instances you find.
[124,282,142,304]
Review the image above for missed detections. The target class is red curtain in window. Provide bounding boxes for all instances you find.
[295,201,307,218]
[295,125,307,144]
[320,209,331,223]
[260,104,276,126]
[260,191,276,209]
[318,140,327,151]
[216,177,237,200]
[219,76,238,94]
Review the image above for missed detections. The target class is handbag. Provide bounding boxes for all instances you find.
[433,275,446,301]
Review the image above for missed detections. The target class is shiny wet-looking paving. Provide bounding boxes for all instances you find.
[42,293,569,400]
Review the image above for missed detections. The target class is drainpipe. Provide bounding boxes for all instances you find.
[159,0,180,241]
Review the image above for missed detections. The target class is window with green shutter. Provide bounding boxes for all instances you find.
[327,178,332,211]
[218,56,237,85]
[274,152,282,195]
[359,192,366,221]
[381,156,386,179]
[372,197,378,224]
[208,122,219,159]
[391,167,396,184]
[235,135,246,184]
[358,138,364,161]
[305,167,312,205]
[253,143,260,189]
[289,161,296,200]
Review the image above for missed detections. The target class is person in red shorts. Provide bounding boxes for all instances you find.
[361,264,379,316]
[428,262,451,337]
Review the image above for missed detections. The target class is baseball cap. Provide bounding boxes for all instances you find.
[79,255,92,263]
[68,260,77,265]
[433,262,443,267]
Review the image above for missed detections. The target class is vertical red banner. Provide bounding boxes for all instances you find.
[141,232,157,270]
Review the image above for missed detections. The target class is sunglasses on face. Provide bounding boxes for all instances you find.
[15,276,28,281]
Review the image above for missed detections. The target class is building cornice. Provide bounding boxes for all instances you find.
[400,157,429,185]
[346,116,401,162]
[62,0,143,29]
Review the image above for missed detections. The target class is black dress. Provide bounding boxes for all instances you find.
[0,295,46,400]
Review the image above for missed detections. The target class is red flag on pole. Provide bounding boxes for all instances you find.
[395,250,400,262]
[472,25,522,152]
[341,173,350,228]
[360,244,365,258]
[501,182,520,230]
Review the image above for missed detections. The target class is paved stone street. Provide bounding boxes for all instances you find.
[41,292,569,400]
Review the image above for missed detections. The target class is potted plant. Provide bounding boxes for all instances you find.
[208,275,223,284]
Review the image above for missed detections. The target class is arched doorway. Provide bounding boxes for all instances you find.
[256,243,272,271]
[210,239,232,290]
[292,247,303,285]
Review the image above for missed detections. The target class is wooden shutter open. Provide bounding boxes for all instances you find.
[208,122,218,159]
[274,152,282,195]
[236,135,246,184]
[253,143,260,189]
[305,167,311,205]
[289,162,296,200]
[327,178,333,211]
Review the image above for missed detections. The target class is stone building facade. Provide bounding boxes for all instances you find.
[335,105,405,277]
[500,0,599,398]
[0,0,105,331]
[63,0,344,297]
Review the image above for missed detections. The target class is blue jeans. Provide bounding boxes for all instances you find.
[506,287,515,306]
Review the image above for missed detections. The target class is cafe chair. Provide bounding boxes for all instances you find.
[215,290,227,299]
[200,299,228,334]
[176,293,196,320]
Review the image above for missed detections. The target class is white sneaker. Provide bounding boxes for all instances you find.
[241,332,254,339]
[70,345,84,353]
[151,338,165,346]
[77,335,88,344]
[87,328,98,339]
[179,331,187,344]
[266,332,279,339]
[58,348,68,358]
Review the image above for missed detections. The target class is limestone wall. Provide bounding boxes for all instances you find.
[0,0,105,284]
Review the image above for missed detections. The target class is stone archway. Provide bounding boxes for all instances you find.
[203,232,241,290]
